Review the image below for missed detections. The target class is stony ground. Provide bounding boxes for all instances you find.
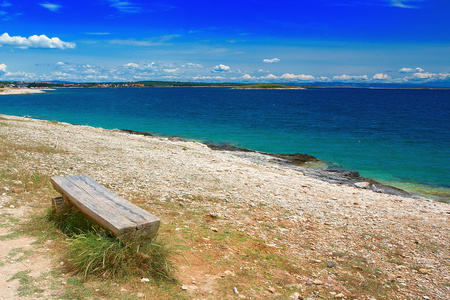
[0,114,449,299]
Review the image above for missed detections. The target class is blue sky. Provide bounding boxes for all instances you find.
[0,0,449,85]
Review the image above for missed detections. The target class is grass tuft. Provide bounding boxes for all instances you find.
[65,231,175,280]
[46,205,177,281]
[46,205,98,236]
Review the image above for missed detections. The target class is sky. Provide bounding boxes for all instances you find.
[0,0,449,85]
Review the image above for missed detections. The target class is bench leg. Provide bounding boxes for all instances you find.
[52,196,67,215]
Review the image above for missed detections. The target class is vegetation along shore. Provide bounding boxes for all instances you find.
[0,114,449,299]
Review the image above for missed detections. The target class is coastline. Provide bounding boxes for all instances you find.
[120,128,421,200]
[203,142,418,200]
[1,113,449,299]
[0,87,49,96]
[121,129,435,202]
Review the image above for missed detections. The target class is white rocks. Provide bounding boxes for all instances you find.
[354,182,371,189]
[223,270,236,277]
[290,292,302,299]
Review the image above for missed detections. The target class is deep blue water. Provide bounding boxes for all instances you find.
[1,87,449,202]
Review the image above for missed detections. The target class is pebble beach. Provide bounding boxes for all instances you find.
[0,88,48,96]
[1,113,449,299]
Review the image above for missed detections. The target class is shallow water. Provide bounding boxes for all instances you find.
[1,87,449,202]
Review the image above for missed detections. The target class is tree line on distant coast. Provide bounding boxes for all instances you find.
[5,80,440,90]
[5,80,243,89]
[2,80,308,89]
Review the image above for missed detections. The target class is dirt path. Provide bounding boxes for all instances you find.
[0,200,56,299]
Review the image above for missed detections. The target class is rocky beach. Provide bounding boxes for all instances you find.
[0,88,48,96]
[0,114,449,299]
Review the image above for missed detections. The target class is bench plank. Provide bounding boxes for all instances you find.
[51,174,160,241]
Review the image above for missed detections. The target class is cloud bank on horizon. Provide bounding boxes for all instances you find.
[0,0,449,85]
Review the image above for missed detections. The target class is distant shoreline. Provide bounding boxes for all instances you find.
[0,87,49,96]
[6,80,450,90]
[234,84,306,89]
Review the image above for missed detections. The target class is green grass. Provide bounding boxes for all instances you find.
[0,231,23,241]
[65,231,175,280]
[8,247,32,262]
[7,270,44,297]
[45,205,178,281]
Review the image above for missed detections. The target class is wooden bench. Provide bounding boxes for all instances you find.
[50,174,160,242]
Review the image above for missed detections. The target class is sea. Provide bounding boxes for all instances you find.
[1,87,449,202]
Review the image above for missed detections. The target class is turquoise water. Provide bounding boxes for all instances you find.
[1,87,449,202]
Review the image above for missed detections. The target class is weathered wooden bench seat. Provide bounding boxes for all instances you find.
[50,174,160,242]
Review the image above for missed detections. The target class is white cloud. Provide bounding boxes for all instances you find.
[401,72,450,83]
[1,1,11,7]
[280,73,315,81]
[85,32,111,35]
[399,67,414,73]
[181,63,204,69]
[388,0,421,9]
[108,39,168,47]
[110,35,180,48]
[159,34,181,42]
[263,58,280,64]
[124,62,140,68]
[399,67,424,73]
[333,74,369,81]
[109,0,141,13]
[372,73,391,80]
[2,70,38,80]
[241,74,255,80]
[318,76,331,82]
[0,32,75,49]
[262,74,277,79]
[411,72,435,79]
[212,64,230,72]
[0,63,7,75]
[164,68,178,73]
[192,75,225,81]
[40,2,61,12]
[52,71,72,77]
